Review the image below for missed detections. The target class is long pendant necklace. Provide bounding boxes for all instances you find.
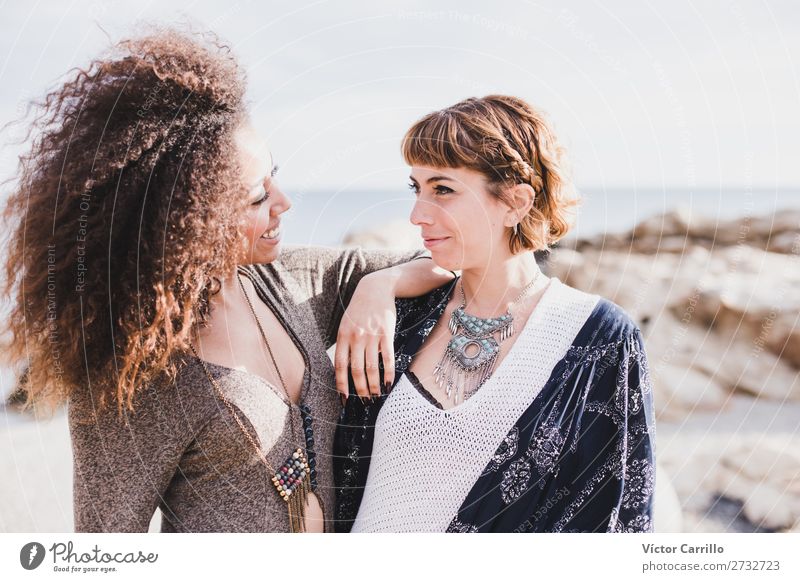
[189,272,318,533]
[433,270,541,405]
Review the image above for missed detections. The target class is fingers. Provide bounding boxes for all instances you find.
[380,333,395,390]
[365,341,381,398]
[333,337,350,398]
[336,323,390,404]
[348,339,371,401]
[334,339,350,404]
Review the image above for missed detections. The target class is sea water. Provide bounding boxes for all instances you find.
[278,187,799,246]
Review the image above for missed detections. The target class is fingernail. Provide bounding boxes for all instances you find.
[384,381,392,393]
[340,394,346,407]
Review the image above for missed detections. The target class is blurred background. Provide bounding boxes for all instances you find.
[1,0,798,533]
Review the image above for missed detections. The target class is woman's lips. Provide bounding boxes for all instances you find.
[423,236,450,249]
[259,226,281,245]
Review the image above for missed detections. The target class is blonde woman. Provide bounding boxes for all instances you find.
[335,95,656,533]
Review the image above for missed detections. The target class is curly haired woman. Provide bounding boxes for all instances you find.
[2,29,451,533]
[335,95,657,533]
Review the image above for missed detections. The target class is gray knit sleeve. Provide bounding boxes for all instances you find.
[272,245,428,349]
[68,378,201,532]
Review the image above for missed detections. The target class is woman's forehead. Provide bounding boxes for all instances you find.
[235,124,272,181]
[411,165,486,186]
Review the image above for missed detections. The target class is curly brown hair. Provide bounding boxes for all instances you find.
[402,95,580,253]
[2,28,249,414]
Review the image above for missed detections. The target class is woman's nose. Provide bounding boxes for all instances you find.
[410,199,433,226]
[273,186,292,215]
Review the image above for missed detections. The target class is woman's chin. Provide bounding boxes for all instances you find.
[241,241,282,265]
[428,250,461,273]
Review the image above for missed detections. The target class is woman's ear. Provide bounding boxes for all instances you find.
[504,183,535,226]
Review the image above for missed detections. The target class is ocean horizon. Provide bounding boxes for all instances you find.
[278,186,800,247]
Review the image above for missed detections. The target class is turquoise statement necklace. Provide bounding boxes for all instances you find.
[433,270,541,404]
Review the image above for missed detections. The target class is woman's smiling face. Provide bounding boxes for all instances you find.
[408,165,515,272]
[234,123,291,265]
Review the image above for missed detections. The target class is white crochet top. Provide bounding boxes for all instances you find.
[350,277,600,533]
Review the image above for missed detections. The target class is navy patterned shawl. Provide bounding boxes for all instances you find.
[333,278,656,533]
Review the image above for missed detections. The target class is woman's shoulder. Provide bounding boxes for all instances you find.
[554,279,642,349]
[240,246,346,305]
[394,278,456,327]
[68,355,219,429]
[551,285,652,402]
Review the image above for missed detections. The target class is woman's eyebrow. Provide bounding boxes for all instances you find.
[426,175,455,184]
[249,160,278,189]
[408,175,456,184]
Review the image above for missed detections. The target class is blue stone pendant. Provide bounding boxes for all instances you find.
[447,335,500,370]
[449,306,514,341]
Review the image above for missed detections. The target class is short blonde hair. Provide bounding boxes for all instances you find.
[402,95,579,253]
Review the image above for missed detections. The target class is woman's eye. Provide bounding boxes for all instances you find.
[434,185,453,195]
[251,185,270,205]
[408,182,420,194]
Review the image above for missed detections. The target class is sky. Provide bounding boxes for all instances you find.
[0,0,798,197]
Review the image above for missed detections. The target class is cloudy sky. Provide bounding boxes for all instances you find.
[1,0,797,196]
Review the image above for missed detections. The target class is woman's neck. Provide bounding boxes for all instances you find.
[206,268,252,318]
[217,270,242,304]
[459,253,544,317]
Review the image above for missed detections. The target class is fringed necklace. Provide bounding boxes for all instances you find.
[190,272,319,533]
[433,270,541,404]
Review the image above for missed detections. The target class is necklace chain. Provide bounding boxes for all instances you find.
[236,272,293,407]
[235,272,298,442]
[188,271,297,474]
